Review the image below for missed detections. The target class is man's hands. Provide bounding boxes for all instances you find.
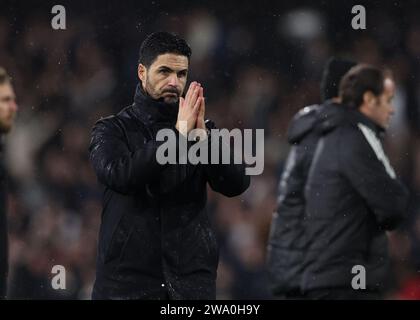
[176,81,206,137]
[196,86,206,131]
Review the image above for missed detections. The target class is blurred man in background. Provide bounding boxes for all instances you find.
[0,67,18,299]
[267,57,356,299]
[89,32,250,299]
[302,65,409,299]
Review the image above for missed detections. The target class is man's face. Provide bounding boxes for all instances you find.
[371,78,395,129]
[0,82,18,133]
[362,78,395,129]
[138,53,189,104]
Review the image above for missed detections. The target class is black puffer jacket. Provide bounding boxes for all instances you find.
[89,85,250,300]
[267,101,344,296]
[302,110,409,293]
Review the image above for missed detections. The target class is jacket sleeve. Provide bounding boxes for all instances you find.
[204,126,250,197]
[339,127,409,230]
[89,118,166,194]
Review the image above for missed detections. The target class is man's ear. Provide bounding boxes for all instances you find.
[363,91,376,108]
[138,64,146,83]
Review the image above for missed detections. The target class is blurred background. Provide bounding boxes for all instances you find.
[1,0,420,299]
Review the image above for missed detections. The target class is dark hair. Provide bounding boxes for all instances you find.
[0,67,11,85]
[339,64,384,109]
[138,32,192,67]
[320,57,357,101]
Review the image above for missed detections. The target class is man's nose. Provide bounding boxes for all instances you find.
[167,74,179,87]
[389,104,395,115]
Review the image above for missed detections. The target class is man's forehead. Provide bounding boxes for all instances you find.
[151,53,189,70]
[384,78,395,93]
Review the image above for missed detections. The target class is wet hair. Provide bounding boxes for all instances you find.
[320,57,357,101]
[138,31,192,67]
[339,64,384,109]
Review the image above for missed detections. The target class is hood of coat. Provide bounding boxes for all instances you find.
[287,104,321,144]
[287,101,346,144]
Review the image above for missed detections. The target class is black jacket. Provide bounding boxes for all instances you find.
[0,142,7,299]
[89,85,250,299]
[267,102,344,295]
[301,110,409,293]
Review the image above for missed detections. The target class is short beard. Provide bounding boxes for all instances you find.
[145,83,179,105]
[159,95,179,105]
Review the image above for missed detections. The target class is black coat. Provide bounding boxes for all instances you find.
[301,109,409,293]
[0,142,7,299]
[267,102,344,296]
[89,85,250,299]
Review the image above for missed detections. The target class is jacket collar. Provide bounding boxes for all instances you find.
[350,109,385,137]
[132,83,179,124]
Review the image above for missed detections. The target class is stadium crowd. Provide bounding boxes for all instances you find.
[1,1,420,299]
